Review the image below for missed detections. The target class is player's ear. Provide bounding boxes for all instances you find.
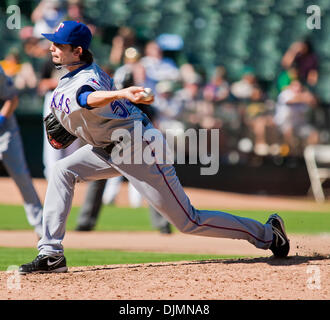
[73,46,83,58]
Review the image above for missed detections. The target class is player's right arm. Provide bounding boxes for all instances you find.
[0,95,19,118]
[86,86,154,108]
[0,68,19,124]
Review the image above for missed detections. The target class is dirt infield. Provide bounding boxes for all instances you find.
[1,255,329,300]
[0,177,329,300]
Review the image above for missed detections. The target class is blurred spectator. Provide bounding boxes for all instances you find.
[23,37,50,60]
[31,0,66,38]
[203,66,229,103]
[281,40,319,87]
[276,67,298,92]
[65,0,97,36]
[175,75,208,128]
[109,27,137,68]
[154,81,177,125]
[37,55,62,97]
[244,87,276,156]
[113,47,145,89]
[138,41,182,132]
[176,65,202,115]
[0,48,37,90]
[179,63,198,86]
[274,80,319,155]
[66,0,84,21]
[230,67,258,100]
[184,84,222,130]
[140,41,180,94]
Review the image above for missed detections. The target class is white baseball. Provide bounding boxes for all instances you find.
[140,88,154,102]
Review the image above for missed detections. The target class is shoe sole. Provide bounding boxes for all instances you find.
[19,266,68,275]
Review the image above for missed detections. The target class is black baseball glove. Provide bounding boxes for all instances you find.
[44,113,77,149]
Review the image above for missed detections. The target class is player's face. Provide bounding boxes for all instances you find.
[49,43,76,66]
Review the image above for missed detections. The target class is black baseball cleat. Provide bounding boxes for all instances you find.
[75,224,93,231]
[19,255,68,274]
[266,214,290,258]
[159,224,172,234]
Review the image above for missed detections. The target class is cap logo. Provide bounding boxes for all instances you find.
[55,23,65,33]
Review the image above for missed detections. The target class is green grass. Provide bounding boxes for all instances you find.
[0,205,153,231]
[228,209,330,234]
[0,204,329,234]
[1,204,329,270]
[0,247,238,271]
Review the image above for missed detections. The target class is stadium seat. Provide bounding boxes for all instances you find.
[157,0,189,37]
[157,14,190,37]
[305,0,330,10]
[247,0,273,15]
[161,0,186,14]
[84,0,129,27]
[218,57,245,81]
[291,14,313,37]
[254,57,280,80]
[304,145,330,202]
[314,64,330,103]
[274,0,304,15]
[254,14,283,34]
[218,0,246,13]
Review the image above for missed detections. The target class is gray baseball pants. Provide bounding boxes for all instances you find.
[38,121,273,255]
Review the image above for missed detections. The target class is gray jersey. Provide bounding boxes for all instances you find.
[50,63,144,147]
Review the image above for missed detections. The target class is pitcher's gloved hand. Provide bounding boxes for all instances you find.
[44,112,77,149]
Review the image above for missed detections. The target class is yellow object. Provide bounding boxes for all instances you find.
[0,60,22,77]
[279,144,290,157]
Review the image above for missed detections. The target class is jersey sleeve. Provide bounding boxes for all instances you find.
[85,77,104,91]
[76,85,96,110]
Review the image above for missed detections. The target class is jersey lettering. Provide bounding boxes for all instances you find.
[110,100,129,118]
[64,98,71,114]
[50,92,71,114]
[58,94,64,111]
[51,92,58,109]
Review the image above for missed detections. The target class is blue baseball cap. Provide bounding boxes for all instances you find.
[42,21,92,50]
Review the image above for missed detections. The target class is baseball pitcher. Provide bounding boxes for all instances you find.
[19,21,290,274]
